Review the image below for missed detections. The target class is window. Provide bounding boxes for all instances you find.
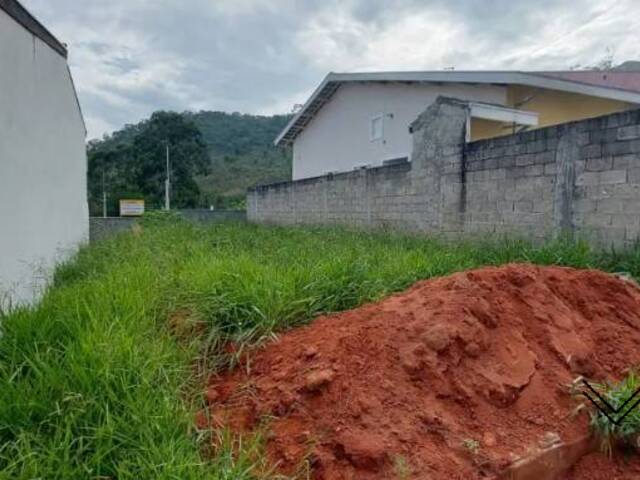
[370,114,383,141]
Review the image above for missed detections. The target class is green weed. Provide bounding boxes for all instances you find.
[587,371,640,457]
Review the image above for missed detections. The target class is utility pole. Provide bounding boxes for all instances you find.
[102,168,107,218]
[164,143,171,210]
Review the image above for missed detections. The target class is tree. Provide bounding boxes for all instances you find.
[87,110,293,215]
[87,111,210,214]
[130,111,210,208]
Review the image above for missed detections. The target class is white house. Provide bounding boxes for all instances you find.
[276,71,640,180]
[0,0,88,306]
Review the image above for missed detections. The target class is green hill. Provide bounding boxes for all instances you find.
[87,111,292,214]
[186,111,292,208]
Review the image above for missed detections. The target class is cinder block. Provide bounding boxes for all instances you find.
[585,157,613,172]
[532,199,553,213]
[618,125,640,141]
[523,165,544,177]
[577,170,626,186]
[610,214,637,229]
[514,200,534,213]
[596,198,624,214]
[628,167,640,184]
[582,144,602,158]
[599,170,627,185]
[603,140,640,157]
[584,213,612,228]
[544,163,557,176]
[573,199,596,213]
[498,156,516,168]
[516,154,535,166]
[612,154,637,170]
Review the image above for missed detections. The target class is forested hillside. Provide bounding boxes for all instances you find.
[87,111,292,215]
[187,111,292,208]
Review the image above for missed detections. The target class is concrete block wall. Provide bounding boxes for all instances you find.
[248,97,640,248]
[248,98,468,233]
[249,164,417,230]
[89,210,246,242]
[459,108,640,246]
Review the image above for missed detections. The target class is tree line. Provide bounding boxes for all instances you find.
[87,111,292,216]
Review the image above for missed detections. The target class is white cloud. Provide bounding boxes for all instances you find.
[295,0,640,72]
[295,4,465,71]
[18,0,640,139]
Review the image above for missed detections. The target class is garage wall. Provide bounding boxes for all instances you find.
[0,7,88,306]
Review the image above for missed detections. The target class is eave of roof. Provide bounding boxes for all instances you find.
[275,70,640,147]
[0,0,67,58]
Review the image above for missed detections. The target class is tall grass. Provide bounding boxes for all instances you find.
[2,216,640,478]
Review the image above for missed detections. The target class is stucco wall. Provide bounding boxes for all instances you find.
[292,82,506,180]
[249,98,640,249]
[0,9,88,306]
[506,85,635,131]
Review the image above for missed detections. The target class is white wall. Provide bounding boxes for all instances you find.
[0,9,88,306]
[292,82,507,180]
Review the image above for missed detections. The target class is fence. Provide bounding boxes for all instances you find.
[248,97,640,248]
[89,209,246,242]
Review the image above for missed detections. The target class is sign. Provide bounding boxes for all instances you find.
[119,199,145,217]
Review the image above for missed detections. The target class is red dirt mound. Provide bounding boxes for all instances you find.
[200,264,640,479]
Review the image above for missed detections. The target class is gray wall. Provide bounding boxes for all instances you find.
[0,6,88,306]
[89,210,246,242]
[248,97,640,248]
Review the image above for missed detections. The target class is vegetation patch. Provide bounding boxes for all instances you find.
[585,371,640,456]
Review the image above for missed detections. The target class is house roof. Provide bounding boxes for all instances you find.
[275,70,640,147]
[0,0,67,58]
[536,71,640,93]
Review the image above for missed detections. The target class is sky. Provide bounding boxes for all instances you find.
[22,0,640,140]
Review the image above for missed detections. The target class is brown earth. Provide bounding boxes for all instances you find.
[565,451,640,479]
[198,264,640,479]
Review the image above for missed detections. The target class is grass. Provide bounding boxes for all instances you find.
[586,371,640,456]
[2,214,640,478]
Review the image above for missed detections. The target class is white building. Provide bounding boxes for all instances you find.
[0,0,88,306]
[276,71,640,180]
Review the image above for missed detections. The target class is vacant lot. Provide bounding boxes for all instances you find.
[2,216,640,479]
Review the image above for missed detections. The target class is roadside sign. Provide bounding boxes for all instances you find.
[119,199,145,217]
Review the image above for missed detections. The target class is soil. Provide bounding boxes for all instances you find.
[199,264,640,479]
[566,450,640,479]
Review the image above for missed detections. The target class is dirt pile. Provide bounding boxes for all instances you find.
[200,264,640,479]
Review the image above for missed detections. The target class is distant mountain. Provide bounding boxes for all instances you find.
[613,61,640,72]
[186,111,292,208]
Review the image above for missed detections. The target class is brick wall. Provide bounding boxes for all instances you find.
[248,97,640,247]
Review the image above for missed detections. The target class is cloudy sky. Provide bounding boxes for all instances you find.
[22,0,640,140]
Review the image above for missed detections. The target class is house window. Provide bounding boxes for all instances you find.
[370,114,383,141]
